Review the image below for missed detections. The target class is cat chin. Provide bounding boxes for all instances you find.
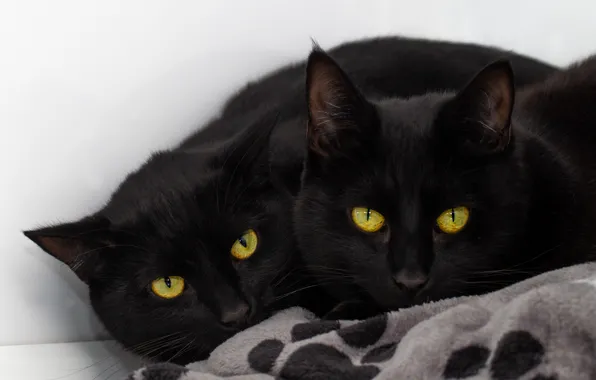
[360,276,452,311]
[141,345,213,365]
[373,293,418,311]
[126,325,238,364]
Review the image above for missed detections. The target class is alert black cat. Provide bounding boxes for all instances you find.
[24,37,556,364]
[295,47,596,318]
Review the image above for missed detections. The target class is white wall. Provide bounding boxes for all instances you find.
[0,0,593,346]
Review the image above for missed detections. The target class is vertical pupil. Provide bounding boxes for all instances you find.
[451,208,455,222]
[239,236,248,248]
[164,277,172,288]
[366,208,371,221]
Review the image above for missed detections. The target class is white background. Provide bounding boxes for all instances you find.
[0,0,593,368]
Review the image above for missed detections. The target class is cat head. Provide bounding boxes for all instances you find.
[295,49,529,310]
[24,113,297,364]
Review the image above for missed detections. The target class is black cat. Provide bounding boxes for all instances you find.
[295,47,596,318]
[24,37,556,364]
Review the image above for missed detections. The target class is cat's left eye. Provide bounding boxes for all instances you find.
[436,206,470,234]
[351,207,385,233]
[231,229,258,260]
[151,276,185,299]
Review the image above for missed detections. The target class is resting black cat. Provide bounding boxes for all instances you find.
[295,47,596,318]
[24,37,556,364]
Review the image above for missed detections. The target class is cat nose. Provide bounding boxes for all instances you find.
[219,301,250,326]
[393,270,429,291]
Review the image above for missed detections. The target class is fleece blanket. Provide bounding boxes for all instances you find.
[129,263,596,380]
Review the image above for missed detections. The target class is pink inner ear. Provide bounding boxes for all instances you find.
[493,80,513,125]
[308,66,339,122]
[481,69,513,131]
[309,81,329,124]
[37,236,80,264]
[307,66,341,157]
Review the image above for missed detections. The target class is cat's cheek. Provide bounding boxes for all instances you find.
[379,226,391,244]
[431,231,459,260]
[230,259,272,306]
[432,230,445,244]
[349,221,390,248]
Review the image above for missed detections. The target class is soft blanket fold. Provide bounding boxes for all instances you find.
[129,263,596,380]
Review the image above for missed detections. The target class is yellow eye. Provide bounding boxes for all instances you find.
[436,206,470,234]
[151,276,185,299]
[231,229,258,260]
[351,207,385,233]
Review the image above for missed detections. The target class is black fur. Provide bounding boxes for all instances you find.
[295,48,596,317]
[23,37,556,363]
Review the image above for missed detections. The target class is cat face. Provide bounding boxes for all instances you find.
[295,50,530,311]
[25,118,297,364]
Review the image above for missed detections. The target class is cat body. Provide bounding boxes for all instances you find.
[295,49,596,318]
[24,37,557,363]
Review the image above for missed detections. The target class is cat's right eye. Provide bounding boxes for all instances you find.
[351,207,385,232]
[436,206,470,234]
[231,229,258,260]
[151,276,185,299]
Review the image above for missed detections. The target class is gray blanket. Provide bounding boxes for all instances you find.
[129,263,596,380]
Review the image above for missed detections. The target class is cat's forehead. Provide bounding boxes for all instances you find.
[375,93,452,189]
[377,92,450,138]
[102,149,222,225]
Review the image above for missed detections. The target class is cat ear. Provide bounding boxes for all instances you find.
[23,217,112,283]
[306,48,377,159]
[218,110,279,187]
[440,60,515,155]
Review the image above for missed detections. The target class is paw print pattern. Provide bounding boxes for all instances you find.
[490,331,546,380]
[361,343,398,364]
[250,317,389,380]
[337,314,388,348]
[443,330,549,380]
[443,345,490,379]
[291,320,341,342]
[242,322,553,380]
[281,343,380,380]
[248,339,285,373]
